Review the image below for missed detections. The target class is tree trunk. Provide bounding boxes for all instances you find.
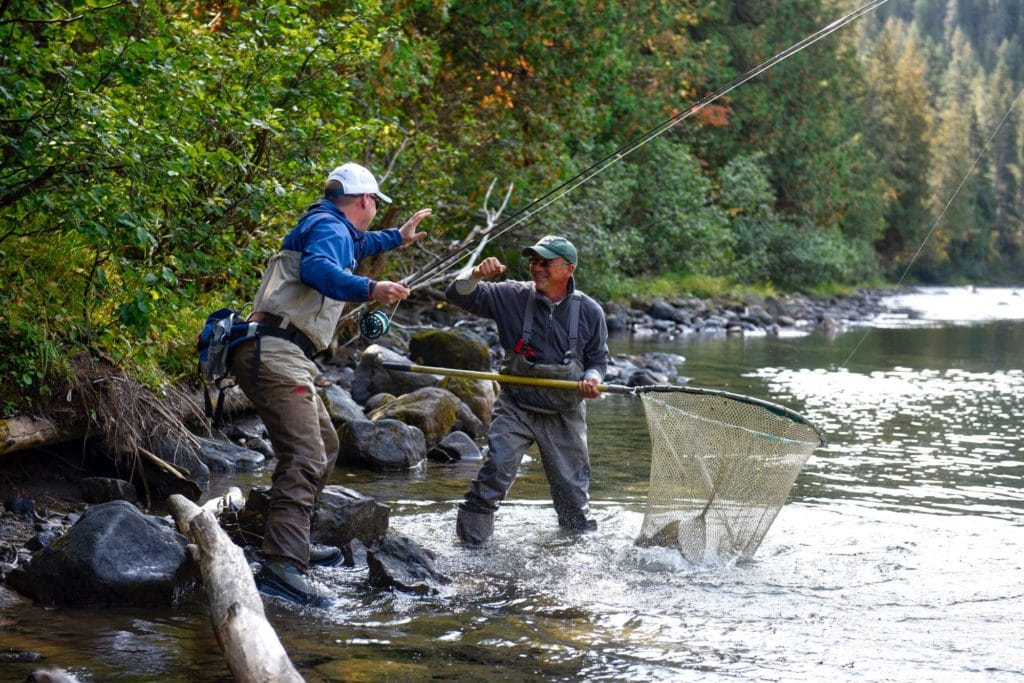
[168,494,302,683]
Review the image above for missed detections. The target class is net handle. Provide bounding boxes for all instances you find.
[380,361,827,447]
[380,361,634,394]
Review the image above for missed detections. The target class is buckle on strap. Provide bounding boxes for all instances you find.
[248,312,318,359]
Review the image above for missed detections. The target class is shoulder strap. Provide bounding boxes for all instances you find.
[567,292,582,352]
[520,290,538,342]
[519,290,582,352]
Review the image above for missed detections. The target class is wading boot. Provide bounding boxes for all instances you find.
[456,504,494,546]
[308,543,343,568]
[256,558,332,607]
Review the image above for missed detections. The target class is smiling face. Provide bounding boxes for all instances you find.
[529,256,575,301]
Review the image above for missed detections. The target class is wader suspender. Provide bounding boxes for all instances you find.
[519,291,582,363]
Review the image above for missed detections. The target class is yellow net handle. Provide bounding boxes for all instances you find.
[380,361,634,394]
[379,361,826,446]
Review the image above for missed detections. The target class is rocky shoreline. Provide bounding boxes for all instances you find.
[1,289,891,621]
[409,287,890,342]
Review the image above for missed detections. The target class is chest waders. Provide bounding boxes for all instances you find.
[498,292,584,414]
[458,292,590,545]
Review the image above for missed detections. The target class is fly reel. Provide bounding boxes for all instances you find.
[358,309,391,340]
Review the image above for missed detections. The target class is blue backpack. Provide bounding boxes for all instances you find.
[196,308,259,421]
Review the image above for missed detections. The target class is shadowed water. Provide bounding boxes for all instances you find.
[2,287,1022,681]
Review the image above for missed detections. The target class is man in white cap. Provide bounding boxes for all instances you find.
[230,162,431,604]
[445,235,609,545]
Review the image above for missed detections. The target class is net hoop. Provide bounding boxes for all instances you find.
[632,384,827,447]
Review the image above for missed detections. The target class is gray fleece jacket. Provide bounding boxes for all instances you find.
[445,268,609,382]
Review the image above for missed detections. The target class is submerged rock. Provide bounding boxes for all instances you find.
[366,534,451,595]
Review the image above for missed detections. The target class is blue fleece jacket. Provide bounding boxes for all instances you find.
[282,199,403,302]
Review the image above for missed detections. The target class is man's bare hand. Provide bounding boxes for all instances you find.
[399,208,432,244]
[578,377,602,399]
[472,257,507,279]
[372,281,411,306]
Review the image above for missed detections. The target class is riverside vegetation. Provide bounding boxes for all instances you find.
[2,0,1022,445]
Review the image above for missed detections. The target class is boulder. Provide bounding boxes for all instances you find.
[195,436,265,472]
[153,438,210,484]
[409,328,491,371]
[366,534,451,595]
[313,486,391,548]
[425,431,482,463]
[319,383,365,426]
[234,485,390,549]
[440,375,496,428]
[451,400,486,440]
[367,387,462,448]
[337,418,426,471]
[6,501,195,606]
[351,345,437,404]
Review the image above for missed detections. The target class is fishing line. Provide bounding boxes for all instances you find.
[401,0,891,291]
[348,0,891,338]
[840,82,1024,369]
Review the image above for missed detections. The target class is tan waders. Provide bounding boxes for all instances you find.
[230,339,339,569]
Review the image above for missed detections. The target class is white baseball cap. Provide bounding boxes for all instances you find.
[325,162,392,204]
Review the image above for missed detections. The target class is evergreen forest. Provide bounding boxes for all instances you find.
[2,0,1022,415]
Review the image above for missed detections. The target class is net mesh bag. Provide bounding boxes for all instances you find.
[636,387,825,564]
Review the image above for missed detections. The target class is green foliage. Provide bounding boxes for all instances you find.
[2,0,1022,412]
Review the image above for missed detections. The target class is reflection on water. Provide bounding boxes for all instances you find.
[2,288,1022,681]
[878,286,1023,326]
[753,365,1023,519]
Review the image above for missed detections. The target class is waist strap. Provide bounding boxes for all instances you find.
[248,311,318,359]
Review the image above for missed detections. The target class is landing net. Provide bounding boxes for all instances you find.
[636,387,825,564]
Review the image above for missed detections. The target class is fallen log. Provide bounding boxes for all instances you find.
[168,494,302,683]
[0,385,252,457]
[0,414,85,456]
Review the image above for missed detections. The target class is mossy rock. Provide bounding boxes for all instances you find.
[409,328,491,371]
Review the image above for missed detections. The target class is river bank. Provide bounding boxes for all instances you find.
[1,287,890,550]
[5,286,1022,681]
[1,287,893,583]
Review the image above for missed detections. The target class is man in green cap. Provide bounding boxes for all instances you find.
[445,235,609,544]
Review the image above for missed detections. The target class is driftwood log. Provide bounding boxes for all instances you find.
[168,493,302,683]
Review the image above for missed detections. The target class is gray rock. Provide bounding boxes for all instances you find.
[367,534,451,594]
[367,386,464,449]
[425,431,482,462]
[351,345,437,404]
[6,501,195,607]
[313,486,391,548]
[337,418,426,471]
[409,327,491,371]
[235,485,391,550]
[195,436,265,472]
[320,383,366,426]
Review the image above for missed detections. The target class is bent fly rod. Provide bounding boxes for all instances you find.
[346,0,890,337]
[399,0,892,291]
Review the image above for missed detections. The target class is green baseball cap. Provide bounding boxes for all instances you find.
[522,235,578,265]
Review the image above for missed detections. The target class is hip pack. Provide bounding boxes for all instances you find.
[196,308,316,423]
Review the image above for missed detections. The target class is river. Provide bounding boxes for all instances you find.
[2,286,1022,681]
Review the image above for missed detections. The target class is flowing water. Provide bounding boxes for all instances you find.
[2,287,1022,681]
